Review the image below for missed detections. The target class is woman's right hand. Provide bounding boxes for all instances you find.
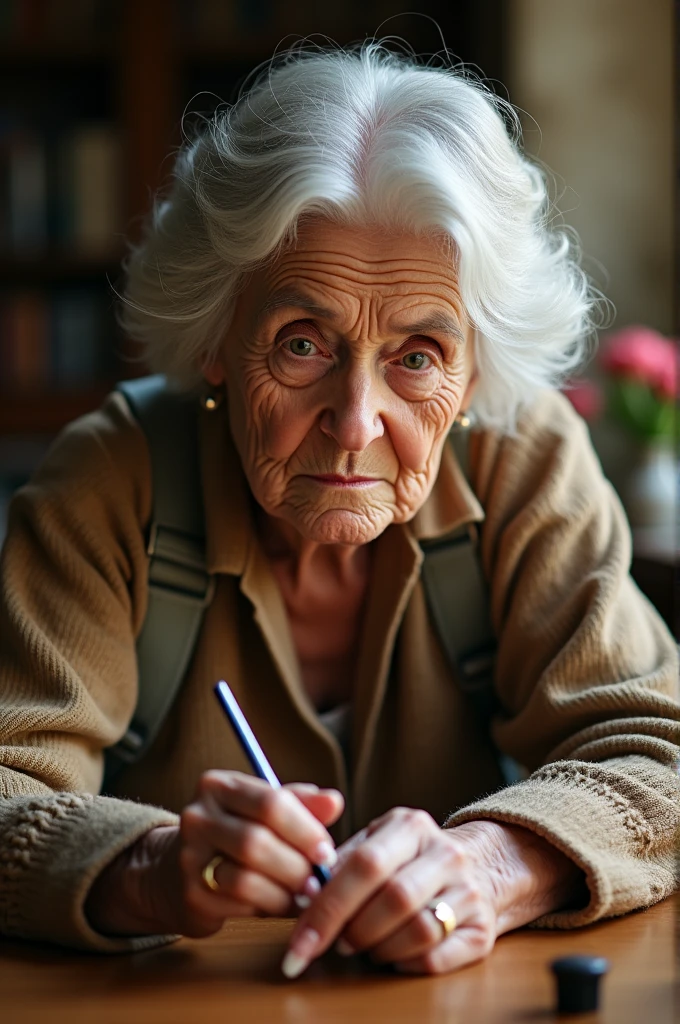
[85,771,344,938]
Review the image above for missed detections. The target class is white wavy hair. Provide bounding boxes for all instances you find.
[116,41,604,432]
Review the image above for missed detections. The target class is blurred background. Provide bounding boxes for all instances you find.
[0,0,676,630]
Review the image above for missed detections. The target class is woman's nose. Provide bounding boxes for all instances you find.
[318,368,385,453]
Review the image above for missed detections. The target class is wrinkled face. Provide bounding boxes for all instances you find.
[204,218,477,546]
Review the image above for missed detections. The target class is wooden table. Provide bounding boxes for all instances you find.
[0,896,676,1024]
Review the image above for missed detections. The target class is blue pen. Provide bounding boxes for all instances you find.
[213,680,333,887]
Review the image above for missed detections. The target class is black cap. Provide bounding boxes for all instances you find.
[551,955,610,1014]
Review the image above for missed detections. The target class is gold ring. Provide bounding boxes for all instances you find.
[202,854,224,892]
[428,899,457,939]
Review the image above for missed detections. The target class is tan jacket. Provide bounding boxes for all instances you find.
[0,387,678,952]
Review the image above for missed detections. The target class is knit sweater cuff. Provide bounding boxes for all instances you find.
[0,792,180,952]
[443,760,676,928]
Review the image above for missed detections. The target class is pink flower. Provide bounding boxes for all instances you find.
[563,377,604,421]
[600,326,678,400]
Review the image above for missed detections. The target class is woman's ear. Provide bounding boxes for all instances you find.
[199,353,226,387]
[460,368,479,412]
[460,328,479,411]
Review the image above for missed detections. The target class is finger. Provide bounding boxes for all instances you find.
[283,809,430,975]
[340,846,457,953]
[331,807,420,869]
[286,786,345,827]
[366,884,473,962]
[334,826,371,868]
[183,804,312,893]
[186,853,295,918]
[198,771,338,868]
[387,897,496,975]
[394,916,496,975]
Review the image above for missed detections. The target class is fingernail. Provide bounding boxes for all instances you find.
[281,950,308,979]
[281,927,320,979]
[335,938,355,957]
[313,841,337,868]
[303,875,321,899]
[294,894,311,910]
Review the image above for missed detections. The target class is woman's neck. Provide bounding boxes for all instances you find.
[253,504,374,710]
[254,505,369,590]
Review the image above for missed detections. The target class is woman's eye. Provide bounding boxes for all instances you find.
[402,351,431,370]
[287,337,317,356]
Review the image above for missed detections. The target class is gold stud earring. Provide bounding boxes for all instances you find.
[200,389,223,412]
[452,409,475,432]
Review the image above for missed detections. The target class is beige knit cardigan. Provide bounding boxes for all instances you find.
[0,387,678,952]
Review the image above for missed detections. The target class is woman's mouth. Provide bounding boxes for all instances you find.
[306,474,380,488]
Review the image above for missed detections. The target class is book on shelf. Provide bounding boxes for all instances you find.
[0,117,122,258]
[0,287,117,390]
[0,290,49,389]
[57,123,123,256]
[4,126,48,251]
[52,289,105,384]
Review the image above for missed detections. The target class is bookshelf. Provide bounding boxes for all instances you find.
[0,0,506,536]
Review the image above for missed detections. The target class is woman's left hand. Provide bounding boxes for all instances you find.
[282,809,586,977]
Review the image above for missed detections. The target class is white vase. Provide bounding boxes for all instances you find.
[625,441,677,531]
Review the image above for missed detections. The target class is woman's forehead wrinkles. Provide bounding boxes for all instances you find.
[277,247,451,269]
[255,282,465,345]
[259,287,338,321]
[259,263,462,315]
[268,251,458,284]
[253,236,466,336]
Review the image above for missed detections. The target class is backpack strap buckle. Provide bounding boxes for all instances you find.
[147,523,215,604]
[108,722,147,765]
[457,642,499,721]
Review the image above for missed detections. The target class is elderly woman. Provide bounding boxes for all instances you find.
[0,44,678,978]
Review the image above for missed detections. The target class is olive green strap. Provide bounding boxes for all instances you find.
[420,524,498,719]
[103,376,214,787]
[420,428,525,787]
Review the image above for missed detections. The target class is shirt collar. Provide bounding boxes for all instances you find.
[199,405,484,574]
[409,434,485,542]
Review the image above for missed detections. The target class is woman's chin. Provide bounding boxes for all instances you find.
[298,507,391,546]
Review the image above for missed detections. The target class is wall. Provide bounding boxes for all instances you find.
[507,0,674,515]
[507,0,673,334]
